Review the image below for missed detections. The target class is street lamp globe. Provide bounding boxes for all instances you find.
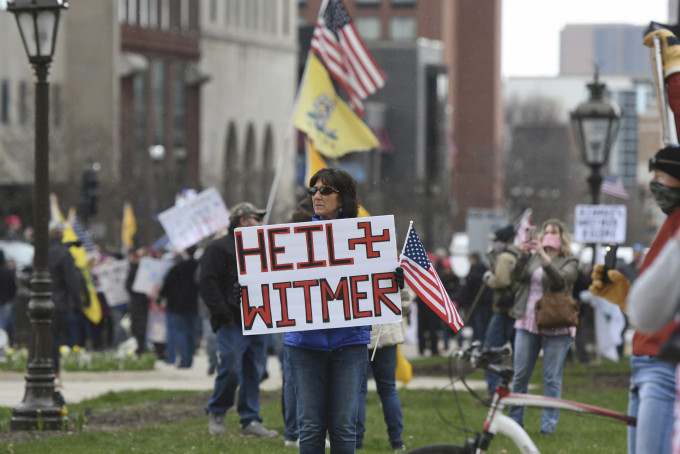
[8,0,68,65]
[570,69,621,204]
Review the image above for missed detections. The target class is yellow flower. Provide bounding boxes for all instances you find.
[6,347,15,356]
[73,345,81,354]
[59,345,71,356]
[61,408,68,416]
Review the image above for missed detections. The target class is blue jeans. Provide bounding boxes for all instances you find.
[288,344,368,454]
[356,345,403,446]
[509,329,571,433]
[166,312,198,367]
[628,355,675,454]
[282,346,300,441]
[483,312,515,395]
[205,324,267,427]
[201,318,218,369]
[0,302,15,345]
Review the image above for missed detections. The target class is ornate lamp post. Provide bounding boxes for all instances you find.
[7,0,69,431]
[570,69,621,205]
[570,69,621,266]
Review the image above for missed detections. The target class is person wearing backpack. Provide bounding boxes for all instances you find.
[482,224,521,397]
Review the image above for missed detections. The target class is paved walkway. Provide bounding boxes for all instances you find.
[0,342,484,408]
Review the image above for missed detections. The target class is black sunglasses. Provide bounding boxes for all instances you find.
[307,186,339,196]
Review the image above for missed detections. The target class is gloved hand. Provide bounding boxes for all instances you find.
[395,267,405,290]
[233,282,243,303]
[643,28,680,78]
[589,264,630,313]
[482,270,493,282]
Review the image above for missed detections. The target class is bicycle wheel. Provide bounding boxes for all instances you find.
[406,444,469,454]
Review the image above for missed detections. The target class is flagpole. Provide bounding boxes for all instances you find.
[398,221,413,262]
[263,0,330,225]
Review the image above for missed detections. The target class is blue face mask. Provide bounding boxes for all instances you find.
[649,180,680,215]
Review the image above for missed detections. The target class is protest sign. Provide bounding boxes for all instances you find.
[131,257,175,295]
[92,259,130,307]
[236,215,402,335]
[158,187,230,251]
[574,204,627,244]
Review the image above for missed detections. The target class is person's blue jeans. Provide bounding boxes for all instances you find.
[282,346,300,441]
[288,344,368,454]
[356,345,403,447]
[205,324,267,427]
[483,312,516,395]
[201,318,218,370]
[166,312,198,367]
[509,329,571,433]
[628,355,675,454]
[0,302,15,345]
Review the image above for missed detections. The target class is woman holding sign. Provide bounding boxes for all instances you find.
[284,168,403,453]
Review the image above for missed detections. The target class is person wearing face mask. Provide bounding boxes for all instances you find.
[507,219,579,434]
[589,145,680,454]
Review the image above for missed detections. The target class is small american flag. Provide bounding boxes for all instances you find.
[311,0,386,116]
[600,173,629,201]
[69,213,96,253]
[399,223,464,333]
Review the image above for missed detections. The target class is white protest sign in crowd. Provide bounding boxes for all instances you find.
[235,215,403,335]
[158,187,230,251]
[131,257,175,296]
[92,259,130,307]
[574,204,627,244]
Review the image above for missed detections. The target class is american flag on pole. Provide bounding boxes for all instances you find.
[399,223,464,333]
[311,0,386,116]
[600,173,629,200]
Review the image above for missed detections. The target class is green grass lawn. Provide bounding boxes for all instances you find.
[0,356,632,453]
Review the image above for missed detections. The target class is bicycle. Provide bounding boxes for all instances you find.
[406,341,636,454]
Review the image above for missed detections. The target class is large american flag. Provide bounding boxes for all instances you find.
[399,223,464,333]
[311,0,386,116]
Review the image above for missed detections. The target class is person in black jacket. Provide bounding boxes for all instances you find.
[0,250,17,345]
[47,220,83,385]
[125,247,152,356]
[160,245,199,368]
[200,202,278,438]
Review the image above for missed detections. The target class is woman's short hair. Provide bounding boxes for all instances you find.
[540,218,572,257]
[309,168,359,219]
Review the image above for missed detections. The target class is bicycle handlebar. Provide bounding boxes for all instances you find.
[458,341,514,383]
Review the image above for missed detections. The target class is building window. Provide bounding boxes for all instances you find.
[180,0,189,29]
[19,81,28,126]
[210,0,217,22]
[389,16,416,40]
[139,0,149,26]
[1,80,9,124]
[355,17,381,40]
[356,0,381,7]
[172,62,186,151]
[227,0,240,28]
[245,0,259,30]
[118,0,127,23]
[52,84,61,128]
[390,0,416,8]
[127,0,137,25]
[133,73,147,177]
[149,0,158,27]
[160,0,170,29]
[263,0,277,34]
[152,59,167,144]
[283,0,291,35]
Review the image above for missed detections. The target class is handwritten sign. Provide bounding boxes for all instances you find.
[574,204,627,244]
[131,257,175,295]
[92,259,130,307]
[236,215,402,335]
[158,187,230,251]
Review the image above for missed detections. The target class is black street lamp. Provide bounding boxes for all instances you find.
[7,0,69,431]
[570,69,621,206]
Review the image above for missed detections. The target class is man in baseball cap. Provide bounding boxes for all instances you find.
[229,202,266,227]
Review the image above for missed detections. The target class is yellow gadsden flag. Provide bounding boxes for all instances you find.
[294,54,378,159]
[121,200,137,252]
[305,138,371,218]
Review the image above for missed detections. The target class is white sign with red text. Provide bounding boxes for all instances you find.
[235,215,402,335]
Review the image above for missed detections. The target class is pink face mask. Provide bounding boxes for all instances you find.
[541,233,562,250]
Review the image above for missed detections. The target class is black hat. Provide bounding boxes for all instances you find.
[650,145,680,182]
[229,202,266,226]
[489,224,515,243]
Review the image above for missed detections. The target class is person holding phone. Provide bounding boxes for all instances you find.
[508,219,579,434]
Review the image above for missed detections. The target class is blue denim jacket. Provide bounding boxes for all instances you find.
[283,214,371,351]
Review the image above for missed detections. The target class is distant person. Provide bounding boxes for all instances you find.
[460,252,493,343]
[482,224,520,396]
[4,215,23,242]
[0,250,17,345]
[509,218,578,434]
[125,248,152,356]
[160,245,199,368]
[48,220,83,387]
[437,259,461,351]
[200,202,278,438]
